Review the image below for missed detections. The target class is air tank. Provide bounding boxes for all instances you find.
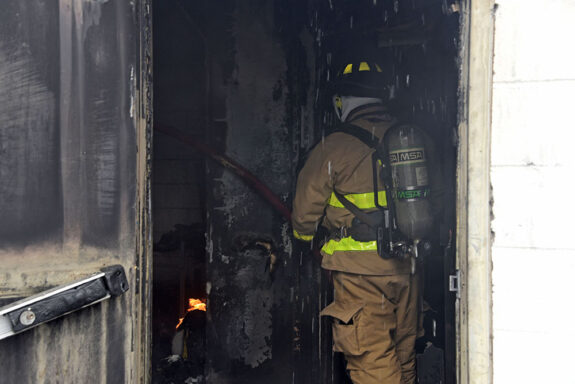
[384,124,434,241]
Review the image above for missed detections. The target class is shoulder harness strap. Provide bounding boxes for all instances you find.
[332,123,387,224]
[331,123,400,252]
[336,123,380,149]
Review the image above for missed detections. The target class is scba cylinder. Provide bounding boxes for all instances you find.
[384,124,434,241]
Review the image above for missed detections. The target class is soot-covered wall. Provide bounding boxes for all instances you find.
[203,1,316,382]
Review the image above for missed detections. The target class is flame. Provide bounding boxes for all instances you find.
[176,298,207,329]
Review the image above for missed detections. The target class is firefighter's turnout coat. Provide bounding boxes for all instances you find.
[292,104,419,384]
[292,104,412,274]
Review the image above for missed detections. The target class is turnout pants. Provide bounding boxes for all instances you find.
[321,271,419,384]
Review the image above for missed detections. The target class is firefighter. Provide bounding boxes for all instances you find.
[292,58,422,384]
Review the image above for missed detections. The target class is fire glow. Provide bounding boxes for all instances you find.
[176,298,207,329]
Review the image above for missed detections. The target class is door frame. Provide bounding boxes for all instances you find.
[137,0,498,382]
[136,0,154,382]
[456,1,496,383]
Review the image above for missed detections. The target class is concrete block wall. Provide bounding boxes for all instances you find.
[152,1,207,242]
[152,134,204,241]
[491,1,575,382]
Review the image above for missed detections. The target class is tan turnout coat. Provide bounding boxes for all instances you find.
[292,104,412,276]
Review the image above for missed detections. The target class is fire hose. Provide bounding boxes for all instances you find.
[155,123,324,272]
[154,123,292,221]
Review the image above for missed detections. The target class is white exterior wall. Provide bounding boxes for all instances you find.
[491,1,575,382]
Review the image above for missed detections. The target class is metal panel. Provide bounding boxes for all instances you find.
[0,0,152,383]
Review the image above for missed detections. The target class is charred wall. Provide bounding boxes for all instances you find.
[201,0,316,382]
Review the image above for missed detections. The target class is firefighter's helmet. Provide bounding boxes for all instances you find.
[331,59,387,98]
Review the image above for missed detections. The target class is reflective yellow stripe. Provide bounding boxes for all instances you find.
[293,229,313,242]
[327,191,387,209]
[321,237,378,255]
[358,62,370,71]
[343,64,353,74]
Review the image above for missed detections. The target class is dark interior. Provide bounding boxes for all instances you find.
[151,0,459,383]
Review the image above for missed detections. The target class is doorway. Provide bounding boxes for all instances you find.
[150,1,461,383]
